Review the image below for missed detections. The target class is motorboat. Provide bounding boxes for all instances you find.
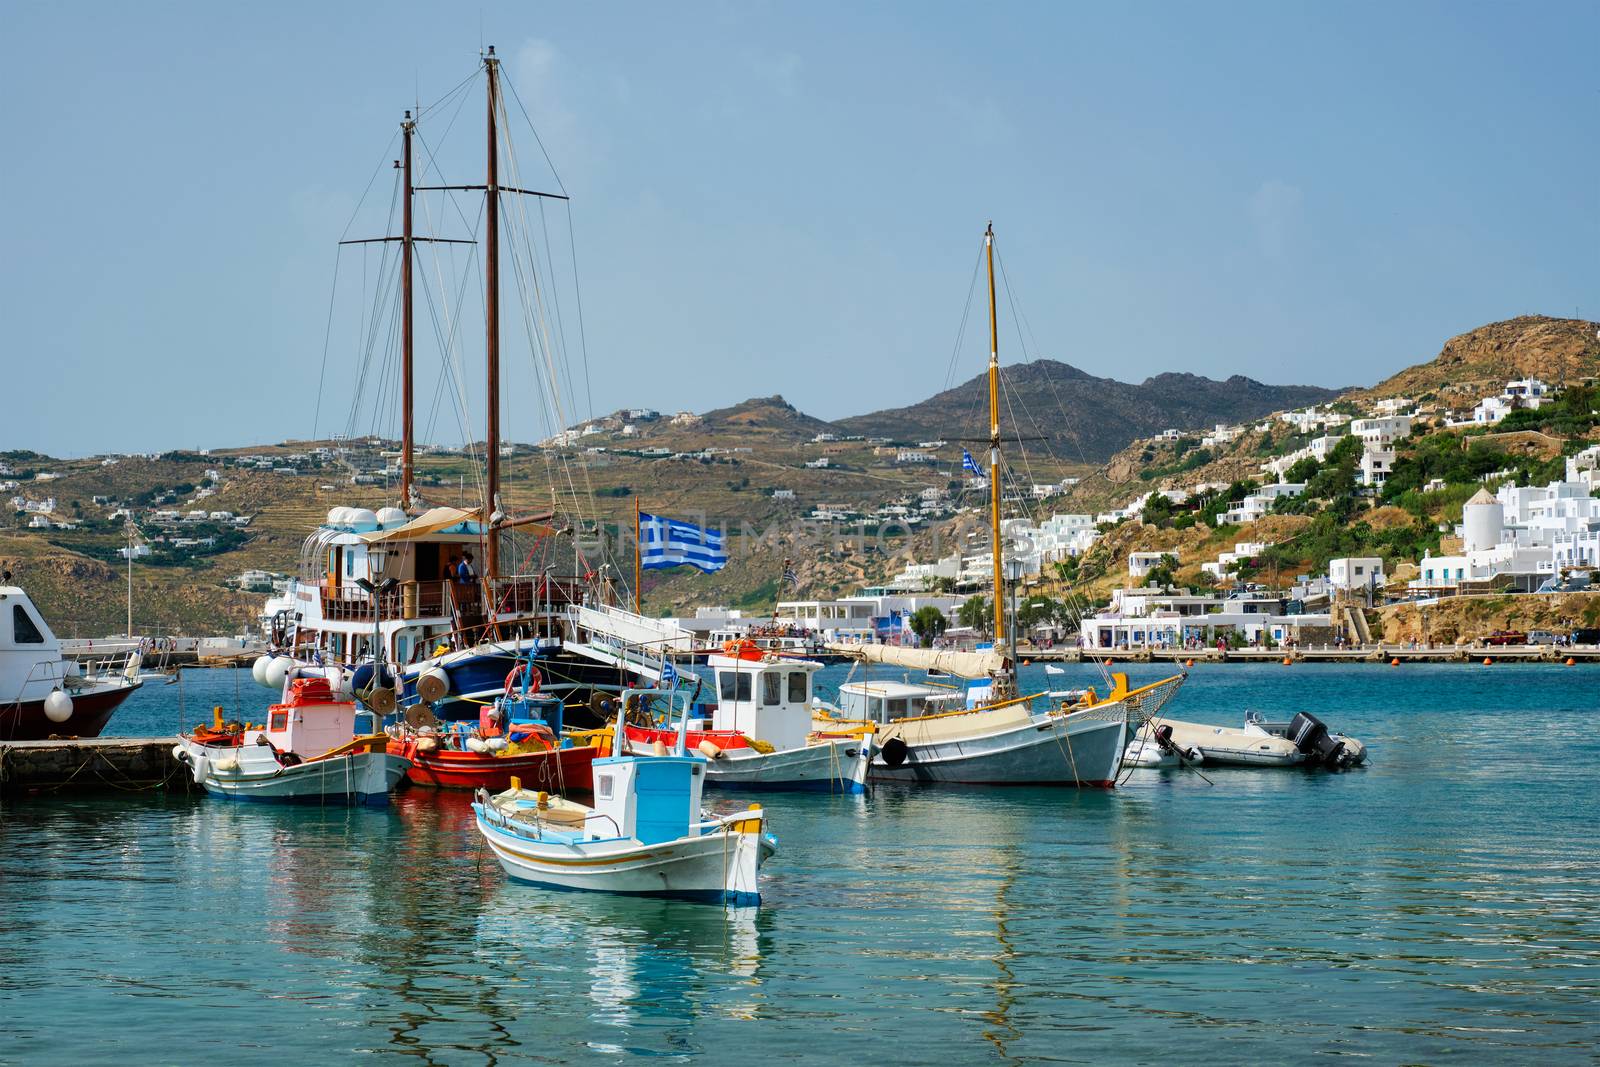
[623,641,872,793]
[0,583,141,740]
[1134,711,1367,769]
[474,691,776,903]
[387,690,598,793]
[176,674,410,804]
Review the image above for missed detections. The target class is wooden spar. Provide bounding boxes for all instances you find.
[985,223,1005,649]
[634,497,643,614]
[400,111,415,511]
[484,46,502,580]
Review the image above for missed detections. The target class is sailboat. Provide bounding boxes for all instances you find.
[816,225,1186,786]
[256,49,672,733]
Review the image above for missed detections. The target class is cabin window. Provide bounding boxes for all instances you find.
[762,672,781,706]
[720,672,736,702]
[887,698,908,718]
[737,673,751,701]
[788,671,808,703]
[597,774,613,800]
[721,672,752,702]
[269,711,288,731]
[11,605,44,644]
[869,697,884,719]
[910,698,925,714]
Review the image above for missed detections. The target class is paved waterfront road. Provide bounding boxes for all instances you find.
[3,664,1595,1064]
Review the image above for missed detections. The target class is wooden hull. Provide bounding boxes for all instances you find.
[394,741,597,793]
[871,704,1128,786]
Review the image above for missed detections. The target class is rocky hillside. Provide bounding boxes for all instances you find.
[831,361,1343,462]
[1357,316,1600,403]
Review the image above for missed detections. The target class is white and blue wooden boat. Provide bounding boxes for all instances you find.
[474,691,777,903]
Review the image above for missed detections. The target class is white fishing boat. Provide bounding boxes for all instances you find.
[0,581,141,740]
[176,674,410,804]
[817,225,1186,786]
[1134,711,1367,769]
[474,697,776,903]
[623,642,871,793]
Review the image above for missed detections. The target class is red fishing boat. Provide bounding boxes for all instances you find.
[387,692,598,792]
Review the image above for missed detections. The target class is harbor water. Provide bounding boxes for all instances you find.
[2,664,1596,1063]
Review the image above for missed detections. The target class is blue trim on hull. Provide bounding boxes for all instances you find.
[502,874,757,905]
[707,778,866,794]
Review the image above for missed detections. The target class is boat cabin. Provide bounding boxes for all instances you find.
[0,586,69,700]
[707,645,823,752]
[587,753,706,843]
[257,675,358,758]
[836,680,960,724]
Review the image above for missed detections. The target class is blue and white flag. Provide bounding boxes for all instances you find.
[660,659,678,688]
[639,512,727,572]
[962,449,983,477]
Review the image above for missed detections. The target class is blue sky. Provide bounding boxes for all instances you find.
[5,1,1596,455]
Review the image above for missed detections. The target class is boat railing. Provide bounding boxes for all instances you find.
[485,573,588,619]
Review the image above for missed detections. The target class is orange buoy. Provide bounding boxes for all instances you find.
[1566,657,1576,666]
[1103,658,1113,667]
[1281,656,1292,665]
[1184,658,1195,668]
[1391,658,1400,666]
[1023,659,1031,666]
[1483,657,1493,666]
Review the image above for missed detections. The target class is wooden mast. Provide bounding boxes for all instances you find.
[399,110,415,510]
[484,46,502,580]
[634,497,643,614]
[985,223,1006,651]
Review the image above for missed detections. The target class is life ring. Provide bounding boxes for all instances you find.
[880,736,909,768]
[504,662,543,697]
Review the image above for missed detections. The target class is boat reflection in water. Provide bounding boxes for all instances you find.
[475,888,768,1037]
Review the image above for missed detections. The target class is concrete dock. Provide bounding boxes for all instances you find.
[1019,646,1600,664]
[0,737,191,796]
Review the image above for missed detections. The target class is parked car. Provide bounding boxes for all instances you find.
[1525,630,1560,645]
[1485,630,1528,646]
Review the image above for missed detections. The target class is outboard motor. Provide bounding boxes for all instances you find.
[1286,711,1347,768]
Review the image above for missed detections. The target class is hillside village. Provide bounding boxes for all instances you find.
[4,315,1598,647]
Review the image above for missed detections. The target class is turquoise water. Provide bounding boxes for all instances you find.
[3,665,1596,1064]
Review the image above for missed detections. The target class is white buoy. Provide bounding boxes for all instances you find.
[214,757,240,773]
[485,736,509,752]
[465,736,489,754]
[251,654,273,687]
[171,744,187,761]
[43,689,73,723]
[264,655,295,689]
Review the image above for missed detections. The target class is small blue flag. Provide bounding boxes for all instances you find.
[963,449,983,476]
[660,660,678,688]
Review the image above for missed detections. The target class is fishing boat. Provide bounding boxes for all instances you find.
[474,692,776,903]
[387,690,598,793]
[818,225,1186,786]
[1132,711,1367,769]
[623,641,872,793]
[175,674,410,804]
[0,581,141,740]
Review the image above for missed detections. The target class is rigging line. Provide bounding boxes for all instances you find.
[500,71,568,198]
[413,65,480,122]
[537,197,578,437]
[943,243,986,393]
[312,248,345,440]
[564,203,595,422]
[416,188,481,452]
[337,129,403,242]
[346,178,405,441]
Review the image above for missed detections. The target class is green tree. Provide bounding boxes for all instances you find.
[1284,456,1321,484]
[1144,553,1179,589]
[909,606,948,647]
[1141,492,1175,527]
[958,595,991,635]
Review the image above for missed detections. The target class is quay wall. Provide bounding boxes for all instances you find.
[0,737,190,796]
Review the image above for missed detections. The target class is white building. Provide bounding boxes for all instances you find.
[1472,378,1551,425]
[1328,557,1384,591]
[1128,550,1174,579]
[1410,482,1600,592]
[1202,541,1272,580]
[774,594,964,642]
[1221,482,1305,525]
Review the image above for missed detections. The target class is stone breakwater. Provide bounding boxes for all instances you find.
[0,737,191,796]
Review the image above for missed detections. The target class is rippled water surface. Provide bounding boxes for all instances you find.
[3,664,1596,1064]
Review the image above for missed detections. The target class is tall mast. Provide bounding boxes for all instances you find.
[484,46,501,579]
[985,223,1005,650]
[400,111,415,510]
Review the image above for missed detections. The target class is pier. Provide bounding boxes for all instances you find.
[1019,645,1600,664]
[0,737,190,796]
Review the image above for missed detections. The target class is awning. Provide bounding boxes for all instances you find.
[360,506,484,544]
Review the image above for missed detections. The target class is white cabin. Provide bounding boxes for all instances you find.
[836,680,959,724]
[0,586,70,701]
[708,651,823,752]
[255,675,359,758]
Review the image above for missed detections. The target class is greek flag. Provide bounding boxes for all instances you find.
[782,562,800,587]
[639,512,727,572]
[963,449,983,477]
[660,659,678,688]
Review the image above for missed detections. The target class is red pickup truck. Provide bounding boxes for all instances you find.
[1485,630,1528,646]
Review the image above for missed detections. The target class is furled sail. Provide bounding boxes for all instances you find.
[823,642,1003,680]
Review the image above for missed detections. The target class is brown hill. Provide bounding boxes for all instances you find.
[1358,316,1600,403]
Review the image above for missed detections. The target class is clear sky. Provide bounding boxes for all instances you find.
[5,1,1596,456]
